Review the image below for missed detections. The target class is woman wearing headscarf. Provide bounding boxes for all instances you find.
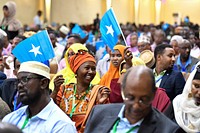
[0,1,23,40]
[51,51,110,132]
[109,47,145,103]
[49,43,100,91]
[99,44,126,88]
[126,32,140,57]
[165,61,200,132]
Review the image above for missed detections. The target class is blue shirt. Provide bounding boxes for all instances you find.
[110,105,143,133]
[3,99,77,133]
[174,55,194,73]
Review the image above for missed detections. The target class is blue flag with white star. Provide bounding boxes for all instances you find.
[72,24,87,38]
[100,8,121,51]
[12,30,55,63]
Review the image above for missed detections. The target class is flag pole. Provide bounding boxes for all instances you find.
[110,8,128,46]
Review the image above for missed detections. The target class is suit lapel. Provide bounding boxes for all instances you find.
[160,71,169,88]
[101,116,119,133]
[138,108,157,133]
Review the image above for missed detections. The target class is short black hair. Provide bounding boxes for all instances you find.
[3,5,8,10]
[154,44,172,61]
[67,34,81,43]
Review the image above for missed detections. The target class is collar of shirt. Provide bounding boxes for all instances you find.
[24,99,54,120]
[153,68,166,77]
[177,55,191,69]
[116,105,143,131]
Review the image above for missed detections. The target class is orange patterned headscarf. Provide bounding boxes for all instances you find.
[69,52,96,73]
[99,44,126,88]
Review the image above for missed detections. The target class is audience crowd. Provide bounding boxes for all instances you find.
[0,1,200,133]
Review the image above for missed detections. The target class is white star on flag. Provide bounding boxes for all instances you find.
[29,44,42,57]
[106,25,114,37]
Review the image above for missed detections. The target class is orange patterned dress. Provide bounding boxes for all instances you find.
[56,83,93,130]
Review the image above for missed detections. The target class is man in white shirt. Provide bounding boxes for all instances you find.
[3,61,76,133]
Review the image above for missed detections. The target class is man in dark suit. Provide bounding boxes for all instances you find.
[154,44,185,101]
[84,66,184,133]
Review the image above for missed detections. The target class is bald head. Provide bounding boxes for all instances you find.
[122,66,156,93]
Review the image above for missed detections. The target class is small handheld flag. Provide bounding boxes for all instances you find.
[12,30,55,63]
[100,8,122,51]
[72,24,87,38]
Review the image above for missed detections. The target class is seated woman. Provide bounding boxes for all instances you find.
[110,48,171,112]
[99,44,126,88]
[51,51,110,132]
[109,47,145,103]
[49,43,100,91]
[165,61,200,132]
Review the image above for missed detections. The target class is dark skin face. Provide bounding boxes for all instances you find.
[49,33,56,47]
[130,35,138,47]
[76,61,96,86]
[191,79,200,106]
[17,72,43,105]
[3,7,9,18]
[154,32,164,45]
[157,48,175,71]
[123,69,155,124]
[110,50,123,68]
[138,42,151,53]
[66,37,76,50]
[179,42,191,61]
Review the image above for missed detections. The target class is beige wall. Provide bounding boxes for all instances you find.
[0,0,42,26]
[51,0,102,25]
[160,0,200,24]
[111,0,134,24]
[1,0,200,26]
[138,0,155,24]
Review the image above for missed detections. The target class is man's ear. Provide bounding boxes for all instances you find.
[40,78,49,90]
[156,54,161,61]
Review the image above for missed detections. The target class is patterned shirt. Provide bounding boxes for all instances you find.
[56,84,93,116]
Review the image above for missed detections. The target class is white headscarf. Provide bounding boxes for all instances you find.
[0,1,22,31]
[173,61,200,132]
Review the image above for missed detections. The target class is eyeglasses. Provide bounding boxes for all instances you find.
[17,74,42,85]
[121,91,152,106]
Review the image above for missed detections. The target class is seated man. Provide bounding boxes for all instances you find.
[2,61,76,133]
[173,39,199,73]
[84,66,184,133]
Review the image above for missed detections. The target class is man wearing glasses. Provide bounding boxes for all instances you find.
[2,61,76,133]
[84,66,184,133]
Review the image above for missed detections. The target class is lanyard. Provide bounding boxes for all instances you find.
[112,119,139,133]
[155,75,163,83]
[69,84,91,118]
[21,117,29,130]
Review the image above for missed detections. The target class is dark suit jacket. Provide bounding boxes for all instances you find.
[84,103,185,133]
[159,69,185,101]
[0,78,18,111]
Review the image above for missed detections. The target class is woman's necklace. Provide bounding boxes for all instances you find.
[69,84,92,118]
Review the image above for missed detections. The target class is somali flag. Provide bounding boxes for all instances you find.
[100,8,121,51]
[72,24,87,38]
[12,30,55,64]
